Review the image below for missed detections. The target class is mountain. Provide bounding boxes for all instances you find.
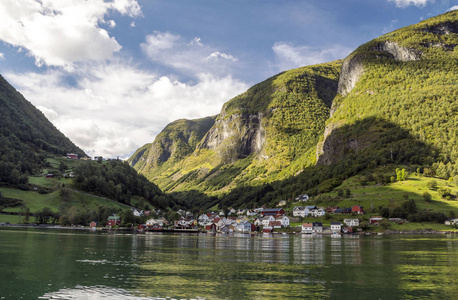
[130,61,342,193]
[0,74,86,184]
[130,11,458,209]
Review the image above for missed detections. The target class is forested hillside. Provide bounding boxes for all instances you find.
[0,75,85,186]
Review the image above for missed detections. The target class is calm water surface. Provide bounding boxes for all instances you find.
[0,228,457,299]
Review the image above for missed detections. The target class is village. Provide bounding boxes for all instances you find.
[95,197,406,235]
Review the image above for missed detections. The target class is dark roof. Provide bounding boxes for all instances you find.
[312,222,323,226]
[331,222,341,225]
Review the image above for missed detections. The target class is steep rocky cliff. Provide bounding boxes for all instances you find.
[130,61,341,192]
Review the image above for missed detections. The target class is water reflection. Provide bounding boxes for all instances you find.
[1,229,458,299]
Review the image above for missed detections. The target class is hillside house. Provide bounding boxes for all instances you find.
[445,218,458,225]
[293,206,307,217]
[370,216,384,224]
[352,205,364,215]
[66,153,78,159]
[310,208,326,217]
[344,219,360,227]
[295,194,309,202]
[277,200,287,207]
[107,215,121,227]
[261,208,285,217]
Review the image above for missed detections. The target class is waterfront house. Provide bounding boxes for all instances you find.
[262,215,275,227]
[312,222,323,233]
[236,221,252,233]
[261,208,285,217]
[107,215,121,227]
[352,205,364,215]
[263,226,273,233]
[90,221,97,228]
[219,224,234,233]
[269,221,282,229]
[301,223,313,234]
[330,222,342,233]
[254,218,263,227]
[344,219,359,227]
[205,223,217,232]
[276,216,290,227]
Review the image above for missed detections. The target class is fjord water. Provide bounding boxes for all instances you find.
[0,229,457,299]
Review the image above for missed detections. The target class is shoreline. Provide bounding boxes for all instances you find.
[1,223,457,235]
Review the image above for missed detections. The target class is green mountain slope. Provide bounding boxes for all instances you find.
[130,11,458,211]
[0,74,86,184]
[130,61,342,193]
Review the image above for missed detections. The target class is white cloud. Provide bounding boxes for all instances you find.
[206,51,238,62]
[141,31,239,77]
[272,42,352,72]
[448,6,458,11]
[0,53,4,60]
[107,20,116,28]
[0,0,141,67]
[388,0,435,8]
[5,62,248,159]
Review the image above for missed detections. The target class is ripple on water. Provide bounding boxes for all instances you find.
[39,285,208,300]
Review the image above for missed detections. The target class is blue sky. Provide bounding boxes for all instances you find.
[0,0,456,158]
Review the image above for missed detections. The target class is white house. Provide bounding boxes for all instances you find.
[344,219,360,227]
[330,222,342,233]
[276,216,290,227]
[310,208,326,217]
[293,206,308,217]
[262,215,275,227]
[313,222,323,233]
[445,218,458,225]
[295,194,309,202]
[301,223,314,233]
[247,210,257,217]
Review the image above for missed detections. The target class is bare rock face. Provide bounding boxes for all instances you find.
[337,41,421,98]
[199,110,266,162]
[373,41,422,62]
[336,55,364,97]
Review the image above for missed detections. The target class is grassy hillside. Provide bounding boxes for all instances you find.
[131,61,342,194]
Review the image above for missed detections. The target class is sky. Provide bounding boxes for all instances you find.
[0,0,457,159]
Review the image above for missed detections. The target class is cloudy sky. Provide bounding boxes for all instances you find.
[0,0,456,159]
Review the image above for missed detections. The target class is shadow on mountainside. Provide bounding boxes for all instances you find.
[173,117,443,211]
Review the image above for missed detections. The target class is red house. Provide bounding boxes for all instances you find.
[90,221,97,228]
[261,208,285,217]
[66,153,79,159]
[370,216,383,224]
[205,223,217,232]
[107,215,121,227]
[352,205,364,215]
